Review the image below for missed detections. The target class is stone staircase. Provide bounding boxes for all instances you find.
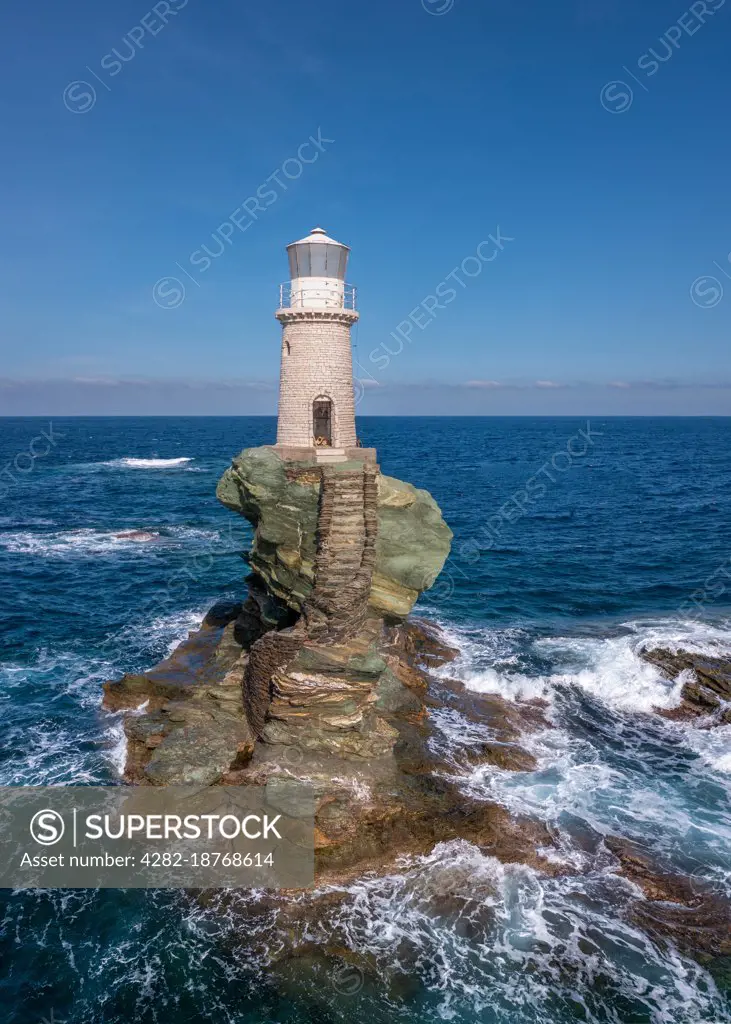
[242,462,379,734]
[243,627,304,738]
[303,464,378,641]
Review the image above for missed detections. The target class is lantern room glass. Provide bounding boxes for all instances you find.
[288,242,348,281]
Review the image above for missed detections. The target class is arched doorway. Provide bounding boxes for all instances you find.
[313,397,333,446]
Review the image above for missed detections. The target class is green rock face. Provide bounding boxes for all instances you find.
[216,446,452,619]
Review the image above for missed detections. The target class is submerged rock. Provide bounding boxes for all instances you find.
[606,836,731,979]
[112,529,160,543]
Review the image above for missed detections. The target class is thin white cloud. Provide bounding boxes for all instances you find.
[72,376,121,385]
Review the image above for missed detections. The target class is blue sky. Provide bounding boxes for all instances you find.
[1,0,731,414]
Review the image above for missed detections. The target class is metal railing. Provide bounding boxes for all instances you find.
[278,282,357,310]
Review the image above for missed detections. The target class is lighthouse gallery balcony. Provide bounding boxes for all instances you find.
[277,281,357,312]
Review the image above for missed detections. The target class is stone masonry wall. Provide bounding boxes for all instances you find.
[276,314,357,448]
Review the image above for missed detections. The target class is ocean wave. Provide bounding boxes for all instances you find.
[0,648,118,786]
[313,840,726,1022]
[429,615,731,903]
[103,607,208,663]
[0,722,108,786]
[684,723,731,774]
[0,516,55,528]
[155,609,207,655]
[0,525,224,558]
[99,457,193,469]
[439,616,731,716]
[0,605,210,785]
[0,528,163,557]
[455,705,731,892]
[437,616,731,784]
[3,839,725,1023]
[106,700,149,777]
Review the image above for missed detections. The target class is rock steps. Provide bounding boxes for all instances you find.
[303,465,378,643]
[242,463,379,735]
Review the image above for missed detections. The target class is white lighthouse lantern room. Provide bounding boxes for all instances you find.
[275,228,360,460]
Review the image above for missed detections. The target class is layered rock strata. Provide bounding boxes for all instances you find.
[216,446,452,620]
[640,646,731,723]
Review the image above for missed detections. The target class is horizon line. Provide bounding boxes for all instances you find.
[2,414,731,420]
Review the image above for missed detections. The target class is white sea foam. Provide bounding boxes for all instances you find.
[0,528,162,556]
[439,616,731,718]
[154,609,208,655]
[105,719,128,777]
[684,723,731,774]
[0,525,223,558]
[102,457,193,468]
[106,700,149,776]
[315,840,725,1021]
[0,724,103,786]
[457,666,555,703]
[104,607,209,662]
[432,616,731,882]
[533,633,686,712]
[428,706,507,752]
[0,605,209,785]
[166,525,221,543]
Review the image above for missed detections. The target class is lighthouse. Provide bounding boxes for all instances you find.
[275,228,360,462]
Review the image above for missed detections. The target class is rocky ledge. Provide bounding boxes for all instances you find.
[640,646,731,724]
[104,606,558,881]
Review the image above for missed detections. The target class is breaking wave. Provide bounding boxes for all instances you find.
[307,840,727,1022]
[436,615,731,723]
[429,616,731,901]
[0,525,222,558]
[99,457,193,469]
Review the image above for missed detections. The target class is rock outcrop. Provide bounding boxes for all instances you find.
[223,449,452,742]
[216,446,452,620]
[101,441,731,992]
[104,601,256,785]
[104,605,559,881]
[640,646,731,724]
[102,443,731,983]
[105,444,559,878]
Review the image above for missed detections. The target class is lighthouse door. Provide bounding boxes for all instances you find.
[313,399,332,446]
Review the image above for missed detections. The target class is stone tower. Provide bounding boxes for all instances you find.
[275,228,359,461]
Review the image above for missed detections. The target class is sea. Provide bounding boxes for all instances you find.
[1,415,730,1024]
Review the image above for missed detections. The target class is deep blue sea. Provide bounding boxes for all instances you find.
[1,416,730,1024]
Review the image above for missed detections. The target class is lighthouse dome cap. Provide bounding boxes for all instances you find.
[288,226,350,250]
